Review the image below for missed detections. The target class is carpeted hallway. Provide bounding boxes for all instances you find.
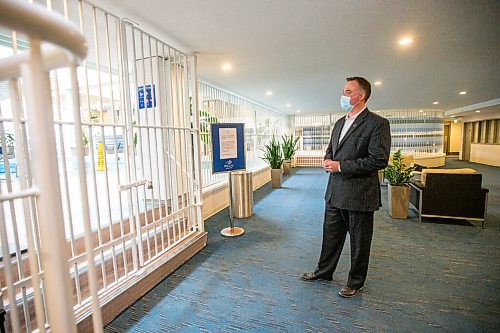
[106,159,500,332]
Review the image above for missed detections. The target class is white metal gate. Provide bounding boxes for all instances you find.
[0,0,203,331]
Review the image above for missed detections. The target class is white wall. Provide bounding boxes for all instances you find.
[458,113,499,164]
[470,144,500,167]
[449,121,462,152]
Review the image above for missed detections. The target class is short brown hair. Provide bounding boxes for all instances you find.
[346,77,371,102]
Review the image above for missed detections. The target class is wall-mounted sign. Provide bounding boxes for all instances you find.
[138,84,156,109]
[210,123,245,173]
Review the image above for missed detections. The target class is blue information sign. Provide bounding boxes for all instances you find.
[211,123,246,173]
[138,84,156,109]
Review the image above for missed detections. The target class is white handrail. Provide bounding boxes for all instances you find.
[0,0,87,60]
[0,44,74,81]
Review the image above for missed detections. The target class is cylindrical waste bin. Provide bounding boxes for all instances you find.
[230,170,253,218]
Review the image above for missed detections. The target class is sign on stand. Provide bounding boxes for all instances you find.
[210,123,246,237]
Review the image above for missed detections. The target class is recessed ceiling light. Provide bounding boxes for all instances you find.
[374,81,382,86]
[399,37,413,46]
[296,110,301,113]
[266,91,273,96]
[286,104,291,107]
[221,63,232,71]
[459,91,467,95]
[433,101,439,105]
[476,110,481,113]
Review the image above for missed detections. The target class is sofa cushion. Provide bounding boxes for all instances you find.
[420,168,476,185]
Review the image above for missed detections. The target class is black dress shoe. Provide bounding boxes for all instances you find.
[338,286,363,298]
[300,272,332,282]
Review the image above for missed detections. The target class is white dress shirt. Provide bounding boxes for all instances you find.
[337,107,366,172]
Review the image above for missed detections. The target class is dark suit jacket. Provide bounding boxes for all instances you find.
[324,108,391,211]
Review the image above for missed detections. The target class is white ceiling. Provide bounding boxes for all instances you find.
[98,0,500,117]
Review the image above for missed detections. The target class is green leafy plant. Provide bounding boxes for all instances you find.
[132,120,138,146]
[260,136,283,169]
[3,133,15,146]
[200,111,218,145]
[384,149,415,186]
[82,132,89,147]
[281,134,300,160]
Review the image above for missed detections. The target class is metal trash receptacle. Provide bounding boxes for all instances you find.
[230,170,253,218]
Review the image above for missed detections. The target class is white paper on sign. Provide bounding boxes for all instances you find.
[219,128,238,159]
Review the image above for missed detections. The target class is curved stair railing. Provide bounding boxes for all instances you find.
[0,1,102,332]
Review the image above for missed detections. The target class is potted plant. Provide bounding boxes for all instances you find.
[71,131,90,156]
[384,148,415,219]
[281,134,299,175]
[0,133,15,157]
[261,136,284,188]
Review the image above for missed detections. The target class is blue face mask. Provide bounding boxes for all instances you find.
[340,95,353,112]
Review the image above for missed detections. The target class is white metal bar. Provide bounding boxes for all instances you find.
[143,35,160,257]
[69,58,104,332]
[119,21,139,273]
[159,42,172,249]
[189,55,204,232]
[152,39,166,251]
[0,1,87,60]
[1,29,33,333]
[133,28,149,267]
[21,37,77,333]
[114,16,129,278]
[103,13,120,283]
[0,128,21,333]
[7,79,47,331]
[89,5,108,290]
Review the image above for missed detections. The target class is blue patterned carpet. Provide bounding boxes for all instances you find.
[106,159,500,332]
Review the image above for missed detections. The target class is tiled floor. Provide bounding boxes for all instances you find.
[106,160,500,332]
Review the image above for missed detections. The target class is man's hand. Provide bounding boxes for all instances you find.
[323,159,340,173]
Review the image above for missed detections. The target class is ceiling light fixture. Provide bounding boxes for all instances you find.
[286,104,291,107]
[221,63,232,71]
[296,110,301,113]
[451,115,456,118]
[433,101,439,105]
[374,81,382,86]
[476,110,481,113]
[419,109,424,113]
[266,91,273,96]
[399,37,413,46]
[459,91,467,95]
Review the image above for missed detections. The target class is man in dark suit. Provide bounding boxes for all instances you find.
[301,77,391,298]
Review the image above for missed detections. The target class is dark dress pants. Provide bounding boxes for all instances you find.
[314,201,374,289]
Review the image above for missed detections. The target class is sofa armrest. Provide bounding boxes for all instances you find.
[410,179,425,190]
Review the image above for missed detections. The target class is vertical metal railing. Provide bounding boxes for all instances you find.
[119,20,202,266]
[0,0,207,331]
[0,1,95,332]
[293,110,445,161]
[197,82,289,188]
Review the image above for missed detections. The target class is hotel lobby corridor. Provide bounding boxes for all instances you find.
[106,159,499,332]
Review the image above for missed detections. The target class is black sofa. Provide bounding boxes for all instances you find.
[409,173,489,227]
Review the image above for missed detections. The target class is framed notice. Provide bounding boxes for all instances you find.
[210,123,246,173]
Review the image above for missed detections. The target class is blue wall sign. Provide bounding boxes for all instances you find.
[138,84,156,109]
[211,123,246,173]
